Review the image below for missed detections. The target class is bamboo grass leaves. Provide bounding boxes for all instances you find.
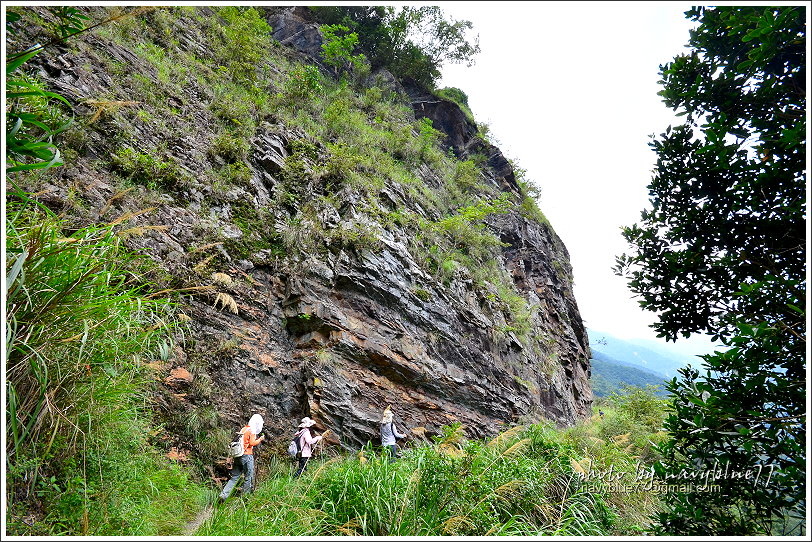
[5,201,173,457]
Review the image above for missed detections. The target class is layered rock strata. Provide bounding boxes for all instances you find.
[8,6,591,452]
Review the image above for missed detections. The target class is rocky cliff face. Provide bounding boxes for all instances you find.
[8,6,591,456]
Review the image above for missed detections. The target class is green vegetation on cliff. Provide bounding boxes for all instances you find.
[9,5,550,349]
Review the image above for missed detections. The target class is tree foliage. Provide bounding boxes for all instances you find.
[319,24,367,74]
[615,6,805,535]
[615,6,805,343]
[655,304,805,535]
[310,6,479,87]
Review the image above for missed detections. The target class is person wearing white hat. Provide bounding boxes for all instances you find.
[292,417,322,478]
[219,413,265,501]
[380,406,406,462]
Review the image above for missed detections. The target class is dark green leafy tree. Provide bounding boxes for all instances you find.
[656,295,805,535]
[310,6,479,87]
[613,6,805,535]
[615,6,805,342]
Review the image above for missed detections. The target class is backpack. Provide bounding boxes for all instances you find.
[228,430,245,458]
[382,422,397,441]
[287,431,302,459]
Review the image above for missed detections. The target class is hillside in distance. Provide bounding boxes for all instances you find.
[587,329,708,379]
[590,354,667,397]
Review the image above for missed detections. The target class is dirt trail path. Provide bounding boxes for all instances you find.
[182,505,213,535]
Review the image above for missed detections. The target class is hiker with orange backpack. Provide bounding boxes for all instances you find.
[219,414,265,501]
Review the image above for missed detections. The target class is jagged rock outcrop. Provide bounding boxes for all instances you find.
[8,6,591,454]
[268,6,326,64]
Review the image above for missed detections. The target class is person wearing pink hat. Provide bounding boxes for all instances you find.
[292,417,322,478]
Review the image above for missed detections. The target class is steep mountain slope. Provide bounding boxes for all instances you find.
[7,5,591,463]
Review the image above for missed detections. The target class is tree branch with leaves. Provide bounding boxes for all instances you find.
[615,6,806,535]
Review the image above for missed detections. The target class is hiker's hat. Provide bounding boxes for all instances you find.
[381,405,393,423]
[248,414,264,435]
[298,417,316,428]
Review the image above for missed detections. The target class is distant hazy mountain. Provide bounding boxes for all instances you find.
[590,355,667,397]
[626,336,719,362]
[587,329,706,379]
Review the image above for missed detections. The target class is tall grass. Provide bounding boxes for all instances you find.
[5,196,208,535]
[199,420,657,536]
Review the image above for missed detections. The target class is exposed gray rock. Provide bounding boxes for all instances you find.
[10,5,592,456]
[251,128,289,175]
[265,6,325,63]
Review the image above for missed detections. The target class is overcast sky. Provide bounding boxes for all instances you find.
[437,1,723,355]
